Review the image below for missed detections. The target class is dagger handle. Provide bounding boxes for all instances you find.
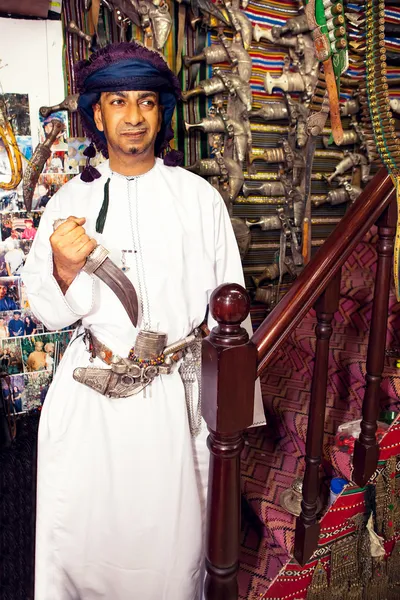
[81,245,109,275]
[52,219,108,274]
[67,20,92,44]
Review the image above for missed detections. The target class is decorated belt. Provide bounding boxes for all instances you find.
[73,326,208,399]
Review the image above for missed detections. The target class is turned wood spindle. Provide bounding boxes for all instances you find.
[294,269,341,566]
[202,283,257,600]
[353,199,397,487]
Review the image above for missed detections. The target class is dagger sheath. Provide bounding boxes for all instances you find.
[323,58,344,145]
[91,257,139,328]
[23,120,64,211]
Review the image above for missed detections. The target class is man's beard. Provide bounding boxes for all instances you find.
[127,139,153,156]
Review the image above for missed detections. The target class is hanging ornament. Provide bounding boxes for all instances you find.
[163,145,183,167]
[80,143,101,183]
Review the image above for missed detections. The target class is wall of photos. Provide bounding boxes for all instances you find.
[0,18,74,415]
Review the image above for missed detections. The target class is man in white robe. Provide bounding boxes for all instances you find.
[22,42,264,600]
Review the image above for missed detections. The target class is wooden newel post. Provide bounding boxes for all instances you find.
[202,283,257,600]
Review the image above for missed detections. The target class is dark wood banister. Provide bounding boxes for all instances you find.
[252,168,395,376]
[203,167,397,598]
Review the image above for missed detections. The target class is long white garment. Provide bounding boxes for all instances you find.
[22,158,265,600]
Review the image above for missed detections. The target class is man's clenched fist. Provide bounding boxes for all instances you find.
[50,216,97,294]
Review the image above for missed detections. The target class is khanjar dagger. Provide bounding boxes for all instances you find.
[304,0,348,145]
[23,120,64,212]
[184,39,252,82]
[53,220,139,328]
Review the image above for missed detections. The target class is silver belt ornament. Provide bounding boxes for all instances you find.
[73,359,171,398]
[74,329,169,398]
[73,329,204,436]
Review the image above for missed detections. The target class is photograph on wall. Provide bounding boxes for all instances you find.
[0,186,22,213]
[23,371,52,410]
[0,309,45,340]
[16,135,33,162]
[31,173,72,210]
[0,246,7,277]
[3,93,31,136]
[19,280,30,311]
[0,140,22,212]
[4,309,24,337]
[1,212,40,242]
[0,238,32,277]
[0,276,21,311]
[1,338,23,375]
[21,333,56,373]
[66,137,105,175]
[1,374,25,414]
[39,110,69,174]
[0,134,33,213]
[44,149,67,174]
[52,330,73,370]
[0,139,11,179]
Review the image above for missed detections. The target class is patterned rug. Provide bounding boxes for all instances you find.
[238,232,400,599]
[257,426,400,600]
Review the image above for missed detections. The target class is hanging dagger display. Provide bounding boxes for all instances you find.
[304,0,348,146]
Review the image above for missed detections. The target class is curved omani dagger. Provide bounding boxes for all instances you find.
[23,120,64,212]
[53,220,139,328]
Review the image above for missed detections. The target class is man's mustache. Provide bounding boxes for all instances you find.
[120,128,148,134]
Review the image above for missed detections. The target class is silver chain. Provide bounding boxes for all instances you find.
[178,338,203,437]
[127,177,152,331]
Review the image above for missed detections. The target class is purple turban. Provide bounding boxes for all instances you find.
[75,42,182,164]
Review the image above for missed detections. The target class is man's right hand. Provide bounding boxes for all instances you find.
[50,216,97,294]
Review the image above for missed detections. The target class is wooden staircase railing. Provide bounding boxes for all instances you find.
[202,168,397,600]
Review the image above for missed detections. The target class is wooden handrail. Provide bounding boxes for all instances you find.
[203,168,397,597]
[252,168,395,376]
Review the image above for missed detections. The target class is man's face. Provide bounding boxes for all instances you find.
[46,343,55,355]
[14,313,20,320]
[35,342,44,352]
[0,286,6,299]
[93,90,162,159]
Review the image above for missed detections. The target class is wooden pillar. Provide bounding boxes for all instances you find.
[353,199,397,487]
[202,283,257,600]
[294,270,341,565]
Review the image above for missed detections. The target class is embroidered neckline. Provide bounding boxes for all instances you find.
[109,160,158,181]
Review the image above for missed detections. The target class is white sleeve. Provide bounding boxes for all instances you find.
[21,194,95,331]
[207,189,266,427]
